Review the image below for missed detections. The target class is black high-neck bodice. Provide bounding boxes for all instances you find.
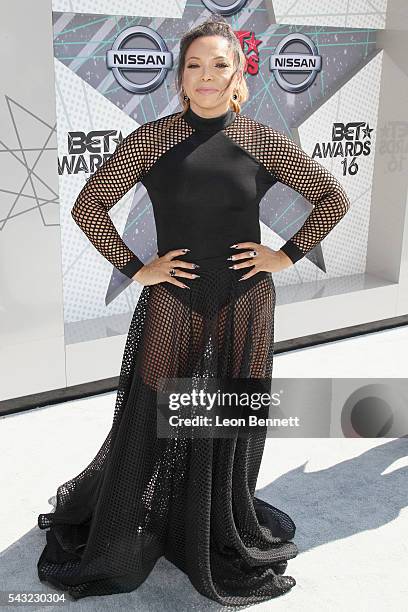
[183,105,236,131]
[71,105,350,279]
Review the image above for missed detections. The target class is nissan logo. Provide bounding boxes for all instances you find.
[106,26,173,94]
[270,33,322,93]
[201,0,248,15]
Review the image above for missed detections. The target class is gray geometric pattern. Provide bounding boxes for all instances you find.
[0,96,59,231]
[279,50,384,287]
[52,0,183,18]
[55,58,145,325]
[273,0,388,28]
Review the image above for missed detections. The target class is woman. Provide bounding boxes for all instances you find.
[37,16,351,606]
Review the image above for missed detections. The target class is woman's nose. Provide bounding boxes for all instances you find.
[200,67,213,79]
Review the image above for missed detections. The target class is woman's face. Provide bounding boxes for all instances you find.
[182,35,240,117]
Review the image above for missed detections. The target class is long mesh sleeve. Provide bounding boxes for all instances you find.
[263,128,351,263]
[71,125,148,279]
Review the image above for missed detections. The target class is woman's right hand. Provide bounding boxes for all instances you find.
[131,248,200,288]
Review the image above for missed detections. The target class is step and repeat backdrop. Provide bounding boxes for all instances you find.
[1,0,408,403]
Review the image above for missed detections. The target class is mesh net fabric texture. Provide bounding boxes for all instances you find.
[70,114,196,279]
[224,114,351,263]
[71,125,150,279]
[70,111,351,278]
[37,266,298,605]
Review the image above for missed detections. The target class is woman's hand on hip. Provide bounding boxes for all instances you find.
[227,242,293,280]
[132,248,200,288]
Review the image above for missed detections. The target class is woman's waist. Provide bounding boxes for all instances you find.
[157,230,261,266]
[157,245,259,271]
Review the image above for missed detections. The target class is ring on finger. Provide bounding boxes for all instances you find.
[251,250,258,257]
[169,268,176,277]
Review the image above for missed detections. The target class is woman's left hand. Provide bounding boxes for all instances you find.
[227,242,293,280]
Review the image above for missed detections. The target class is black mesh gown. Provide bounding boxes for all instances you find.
[37,106,350,605]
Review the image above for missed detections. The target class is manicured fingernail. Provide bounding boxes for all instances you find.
[229,265,235,269]
[183,248,190,252]
[227,256,234,260]
[183,285,190,289]
[230,244,237,248]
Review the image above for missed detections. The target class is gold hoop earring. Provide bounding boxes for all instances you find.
[230,92,241,114]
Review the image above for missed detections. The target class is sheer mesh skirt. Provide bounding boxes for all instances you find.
[37,259,298,605]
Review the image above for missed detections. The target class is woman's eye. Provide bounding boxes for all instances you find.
[186,63,229,68]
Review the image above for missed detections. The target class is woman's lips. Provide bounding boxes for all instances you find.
[196,89,218,95]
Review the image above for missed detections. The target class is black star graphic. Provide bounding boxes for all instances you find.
[362,123,374,139]
[112,131,125,147]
